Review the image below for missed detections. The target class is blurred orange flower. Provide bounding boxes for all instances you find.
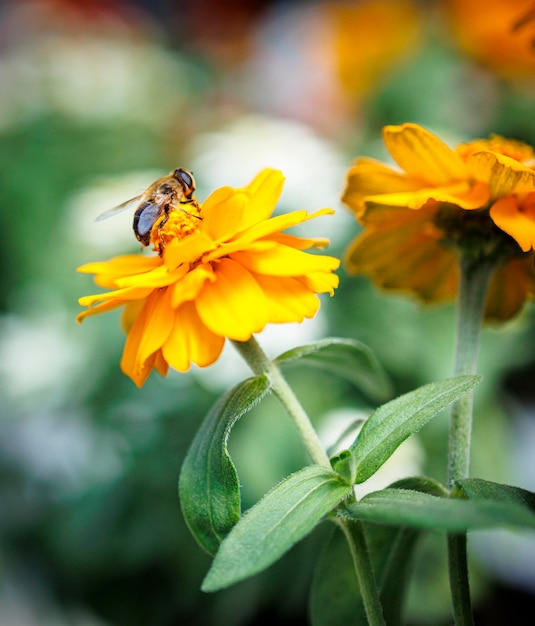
[342,123,535,321]
[445,0,535,78]
[77,169,339,387]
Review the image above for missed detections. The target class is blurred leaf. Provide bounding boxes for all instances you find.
[179,375,271,555]
[457,478,535,513]
[310,522,419,626]
[275,337,392,401]
[341,487,535,531]
[202,465,352,592]
[350,376,481,483]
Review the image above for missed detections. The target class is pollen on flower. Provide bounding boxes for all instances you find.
[150,203,203,253]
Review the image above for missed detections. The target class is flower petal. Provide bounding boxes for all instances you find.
[468,151,535,198]
[252,273,320,323]
[485,256,535,321]
[77,255,160,288]
[195,258,269,340]
[170,263,216,308]
[383,123,469,185]
[115,264,187,289]
[365,181,488,210]
[120,287,174,386]
[231,245,340,276]
[237,168,285,230]
[162,301,225,371]
[201,189,249,240]
[78,285,153,307]
[76,299,125,323]
[489,195,535,252]
[342,157,423,214]
[163,232,217,270]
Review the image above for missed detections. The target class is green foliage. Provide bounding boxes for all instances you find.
[341,486,535,532]
[275,337,392,401]
[179,375,271,555]
[310,523,419,626]
[202,465,352,592]
[349,376,482,483]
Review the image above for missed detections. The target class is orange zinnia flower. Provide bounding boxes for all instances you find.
[342,123,535,321]
[77,169,340,387]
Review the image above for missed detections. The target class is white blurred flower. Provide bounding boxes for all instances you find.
[189,114,353,241]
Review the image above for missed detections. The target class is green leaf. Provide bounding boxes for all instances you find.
[351,375,481,483]
[275,337,392,401]
[179,375,271,555]
[457,478,535,515]
[202,465,352,592]
[341,487,535,531]
[310,523,419,626]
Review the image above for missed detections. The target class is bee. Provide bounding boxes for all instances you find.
[97,168,200,246]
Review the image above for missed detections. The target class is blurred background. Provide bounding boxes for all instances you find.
[1,0,535,624]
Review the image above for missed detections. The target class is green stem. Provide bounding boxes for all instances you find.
[447,253,495,625]
[338,517,386,626]
[233,337,386,625]
[231,336,331,468]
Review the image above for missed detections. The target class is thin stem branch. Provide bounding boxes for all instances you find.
[447,253,495,626]
[337,518,386,626]
[231,336,331,468]
[233,337,386,624]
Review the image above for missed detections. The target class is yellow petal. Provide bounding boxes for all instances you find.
[253,273,320,323]
[365,180,488,210]
[78,255,160,288]
[468,151,535,198]
[226,208,335,251]
[78,285,153,307]
[383,123,469,185]
[489,196,535,252]
[163,232,217,270]
[195,258,269,341]
[298,271,340,296]
[115,264,186,289]
[170,263,216,308]
[342,157,423,214]
[238,169,285,230]
[76,299,124,323]
[162,301,225,371]
[230,245,340,276]
[201,190,249,241]
[271,233,331,250]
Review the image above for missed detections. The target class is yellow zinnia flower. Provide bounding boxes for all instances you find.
[342,123,535,321]
[77,169,340,387]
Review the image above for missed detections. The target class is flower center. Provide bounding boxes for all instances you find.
[434,203,524,263]
[150,201,202,254]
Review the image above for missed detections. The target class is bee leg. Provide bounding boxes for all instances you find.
[156,207,171,250]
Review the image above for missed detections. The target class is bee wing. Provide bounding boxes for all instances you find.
[136,203,163,237]
[95,195,142,222]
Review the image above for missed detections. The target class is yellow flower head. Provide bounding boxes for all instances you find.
[77,169,340,387]
[342,123,535,321]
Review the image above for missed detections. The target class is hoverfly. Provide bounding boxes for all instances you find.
[96,168,200,247]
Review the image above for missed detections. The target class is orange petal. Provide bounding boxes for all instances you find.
[120,287,174,386]
[78,285,153,307]
[485,256,535,321]
[383,123,469,185]
[78,255,160,288]
[490,196,535,252]
[468,151,535,198]
[162,301,225,371]
[76,299,124,323]
[195,258,269,340]
[115,264,186,289]
[298,270,340,296]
